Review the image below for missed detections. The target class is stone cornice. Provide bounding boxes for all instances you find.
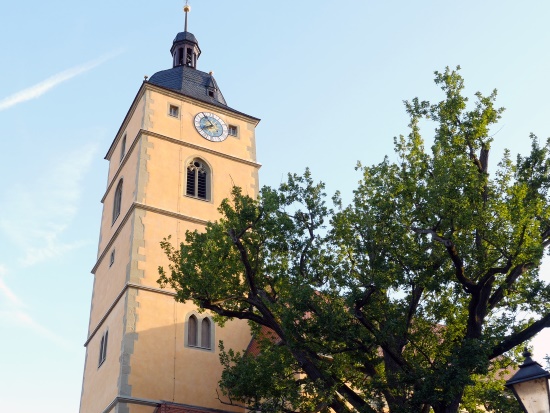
[101,129,261,203]
[105,83,147,160]
[101,396,239,413]
[105,82,261,161]
[91,202,209,274]
[143,129,262,167]
[84,282,176,347]
[100,131,140,203]
[144,81,261,124]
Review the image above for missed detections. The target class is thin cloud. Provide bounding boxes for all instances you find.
[0,254,72,351]
[0,309,72,349]
[0,279,25,307]
[0,265,25,307]
[0,142,98,267]
[0,50,122,112]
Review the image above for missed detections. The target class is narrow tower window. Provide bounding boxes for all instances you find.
[98,330,108,367]
[120,135,126,163]
[112,179,123,224]
[201,318,212,350]
[186,159,210,200]
[188,315,198,347]
[178,47,184,66]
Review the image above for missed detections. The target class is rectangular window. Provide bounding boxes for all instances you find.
[109,250,115,267]
[169,105,179,118]
[98,330,108,367]
[228,125,238,137]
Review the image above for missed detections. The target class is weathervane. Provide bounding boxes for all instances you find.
[184,0,191,32]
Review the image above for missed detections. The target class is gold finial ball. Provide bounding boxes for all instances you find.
[209,71,214,76]
[184,5,191,12]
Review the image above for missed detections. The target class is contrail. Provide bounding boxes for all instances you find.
[0,50,122,111]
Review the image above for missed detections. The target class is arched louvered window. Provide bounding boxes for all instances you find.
[186,159,210,201]
[188,315,198,347]
[201,318,212,350]
[112,179,123,224]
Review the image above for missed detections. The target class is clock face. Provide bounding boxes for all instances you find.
[194,112,229,142]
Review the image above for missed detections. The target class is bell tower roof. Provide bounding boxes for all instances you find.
[173,31,199,46]
[146,3,259,121]
[148,3,231,108]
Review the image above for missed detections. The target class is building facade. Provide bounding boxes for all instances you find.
[80,10,260,413]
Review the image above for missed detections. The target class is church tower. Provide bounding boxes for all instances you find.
[80,6,260,413]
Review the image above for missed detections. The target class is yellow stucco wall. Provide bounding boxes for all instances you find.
[106,93,146,185]
[81,82,260,413]
[80,298,125,412]
[127,292,251,410]
[88,213,133,332]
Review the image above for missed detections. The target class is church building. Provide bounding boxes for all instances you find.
[80,5,260,413]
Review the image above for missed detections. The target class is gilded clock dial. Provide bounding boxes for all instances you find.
[194,112,229,142]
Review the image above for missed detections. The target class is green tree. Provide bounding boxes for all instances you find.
[158,68,550,413]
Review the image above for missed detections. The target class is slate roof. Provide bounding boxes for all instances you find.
[173,31,198,45]
[148,65,228,107]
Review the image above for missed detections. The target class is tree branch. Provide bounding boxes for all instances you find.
[489,313,550,359]
[410,227,476,291]
[354,300,411,371]
[487,263,531,310]
[336,382,377,413]
[200,300,267,327]
[228,228,258,296]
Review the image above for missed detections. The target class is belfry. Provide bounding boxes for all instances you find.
[80,5,260,413]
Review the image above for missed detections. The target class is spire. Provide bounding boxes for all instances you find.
[148,2,229,107]
[184,1,190,32]
[171,1,201,69]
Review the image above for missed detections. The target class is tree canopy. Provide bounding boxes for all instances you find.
[158,68,550,413]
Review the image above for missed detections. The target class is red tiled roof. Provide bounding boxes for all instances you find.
[245,325,281,357]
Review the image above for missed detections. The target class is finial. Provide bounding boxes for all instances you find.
[184,1,191,32]
[209,71,214,76]
[144,75,149,81]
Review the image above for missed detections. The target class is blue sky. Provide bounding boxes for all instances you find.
[1,1,549,412]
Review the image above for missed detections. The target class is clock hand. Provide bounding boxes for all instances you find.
[201,115,213,126]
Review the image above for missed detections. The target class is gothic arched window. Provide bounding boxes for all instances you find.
[112,179,123,224]
[186,159,210,201]
[201,318,212,350]
[188,315,198,347]
[185,314,214,351]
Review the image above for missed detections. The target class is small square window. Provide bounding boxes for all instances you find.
[228,125,238,137]
[208,90,215,98]
[169,105,179,118]
[109,250,115,267]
